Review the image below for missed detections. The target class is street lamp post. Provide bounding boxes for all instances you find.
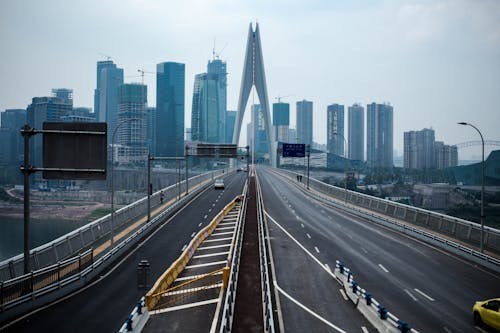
[334,132,348,204]
[110,118,139,246]
[458,122,485,253]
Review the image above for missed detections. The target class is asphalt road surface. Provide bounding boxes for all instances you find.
[1,172,246,333]
[257,167,500,333]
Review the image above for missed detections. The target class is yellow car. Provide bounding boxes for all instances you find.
[473,298,500,330]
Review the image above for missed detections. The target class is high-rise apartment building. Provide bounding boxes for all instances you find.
[52,88,73,106]
[116,83,148,164]
[147,107,156,153]
[348,103,364,161]
[273,102,290,142]
[403,128,435,170]
[156,62,185,157]
[93,60,124,144]
[296,100,313,146]
[435,141,458,169]
[289,128,297,143]
[327,104,344,156]
[367,102,393,168]
[191,73,223,143]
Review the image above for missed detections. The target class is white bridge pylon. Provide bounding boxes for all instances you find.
[232,23,276,167]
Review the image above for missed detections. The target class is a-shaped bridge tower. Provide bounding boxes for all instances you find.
[232,23,276,167]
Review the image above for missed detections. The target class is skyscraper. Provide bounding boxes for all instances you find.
[404,128,435,170]
[116,83,148,164]
[191,73,222,143]
[225,111,236,144]
[52,88,73,106]
[93,60,124,144]
[273,102,289,142]
[327,104,344,156]
[367,102,393,168]
[207,58,227,142]
[348,103,364,161]
[296,100,313,146]
[156,62,185,157]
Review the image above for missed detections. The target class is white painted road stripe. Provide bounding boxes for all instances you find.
[361,326,369,333]
[339,289,348,301]
[204,237,232,242]
[361,247,368,254]
[325,264,331,272]
[265,212,336,280]
[181,244,187,251]
[306,233,311,239]
[193,251,229,259]
[151,298,219,314]
[191,232,196,237]
[275,283,347,333]
[414,288,435,301]
[198,244,231,250]
[378,264,389,273]
[204,215,208,219]
[404,289,418,301]
[185,261,226,269]
[198,222,203,227]
[314,246,320,254]
[301,223,304,228]
[175,272,222,282]
[210,231,233,236]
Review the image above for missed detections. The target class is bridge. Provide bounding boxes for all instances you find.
[0,166,499,333]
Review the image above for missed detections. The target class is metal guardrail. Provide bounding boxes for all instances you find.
[117,297,149,333]
[274,168,500,255]
[219,181,248,333]
[0,249,92,312]
[0,170,227,281]
[335,260,418,333]
[255,173,275,333]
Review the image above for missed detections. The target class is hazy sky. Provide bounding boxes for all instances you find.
[1,0,499,159]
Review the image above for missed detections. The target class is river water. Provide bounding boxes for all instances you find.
[0,216,89,261]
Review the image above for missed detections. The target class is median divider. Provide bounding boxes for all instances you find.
[145,195,243,310]
[334,260,418,333]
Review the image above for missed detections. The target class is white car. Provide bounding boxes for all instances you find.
[214,179,225,189]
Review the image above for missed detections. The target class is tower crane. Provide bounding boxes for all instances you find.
[274,94,295,103]
[98,52,113,61]
[137,68,155,85]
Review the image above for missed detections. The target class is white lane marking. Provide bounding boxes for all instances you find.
[212,203,216,207]
[443,326,453,333]
[181,244,187,251]
[404,289,418,301]
[306,233,311,239]
[191,232,196,237]
[185,260,226,269]
[208,208,212,212]
[215,199,218,202]
[314,246,320,254]
[275,283,347,333]
[151,298,219,314]
[361,327,369,333]
[204,215,208,219]
[325,264,331,273]
[265,212,336,279]
[378,264,389,273]
[339,289,348,301]
[192,251,229,259]
[347,234,353,240]
[301,223,305,228]
[198,222,203,227]
[198,244,231,250]
[414,288,435,302]
[361,247,368,254]
[474,326,488,333]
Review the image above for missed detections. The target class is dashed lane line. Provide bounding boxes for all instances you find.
[404,289,418,301]
[414,288,435,302]
[378,264,389,273]
[361,327,369,333]
[306,233,311,239]
[314,246,320,254]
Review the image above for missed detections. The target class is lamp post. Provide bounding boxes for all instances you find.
[334,132,348,204]
[111,118,139,246]
[458,122,485,253]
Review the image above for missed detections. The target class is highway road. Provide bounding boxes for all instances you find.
[257,167,500,333]
[1,172,246,333]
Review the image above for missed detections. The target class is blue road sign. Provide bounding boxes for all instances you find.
[282,143,306,157]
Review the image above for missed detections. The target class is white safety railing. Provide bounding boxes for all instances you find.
[0,170,227,281]
[335,260,419,333]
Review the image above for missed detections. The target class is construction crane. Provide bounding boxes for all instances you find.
[212,38,228,60]
[274,94,295,103]
[137,68,155,85]
[98,52,113,61]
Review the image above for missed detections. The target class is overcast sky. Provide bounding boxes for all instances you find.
[1,0,499,160]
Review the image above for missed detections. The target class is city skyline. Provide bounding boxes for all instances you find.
[1,0,499,160]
